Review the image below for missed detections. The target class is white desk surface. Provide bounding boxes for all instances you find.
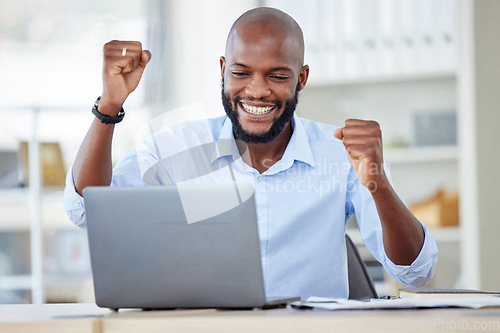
[1,303,500,333]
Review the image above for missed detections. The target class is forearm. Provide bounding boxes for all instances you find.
[73,117,116,195]
[371,178,425,265]
[72,41,150,196]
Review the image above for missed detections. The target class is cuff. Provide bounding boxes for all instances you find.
[383,224,438,287]
[62,165,87,229]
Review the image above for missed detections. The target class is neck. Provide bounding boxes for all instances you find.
[236,122,293,174]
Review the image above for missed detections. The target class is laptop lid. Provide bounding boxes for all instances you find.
[83,183,277,309]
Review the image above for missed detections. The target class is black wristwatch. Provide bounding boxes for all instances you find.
[92,96,125,124]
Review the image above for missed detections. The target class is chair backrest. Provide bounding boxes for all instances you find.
[345,234,378,299]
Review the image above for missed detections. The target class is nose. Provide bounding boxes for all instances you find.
[245,75,271,99]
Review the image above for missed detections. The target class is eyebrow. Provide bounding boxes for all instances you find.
[230,63,294,72]
[231,62,249,68]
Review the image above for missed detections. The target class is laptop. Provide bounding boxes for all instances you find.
[83,183,299,310]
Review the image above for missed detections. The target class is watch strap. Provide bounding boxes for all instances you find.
[92,96,125,124]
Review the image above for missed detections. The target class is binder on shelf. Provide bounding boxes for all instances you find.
[331,0,348,80]
[298,0,322,81]
[319,0,337,80]
[359,0,378,77]
[435,0,458,71]
[19,142,66,188]
[0,151,22,188]
[397,0,418,74]
[341,0,363,79]
[377,0,398,76]
[415,0,439,72]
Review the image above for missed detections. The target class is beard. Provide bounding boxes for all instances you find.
[221,80,300,144]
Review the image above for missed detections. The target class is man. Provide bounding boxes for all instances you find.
[64,7,437,299]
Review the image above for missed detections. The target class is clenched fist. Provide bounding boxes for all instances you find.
[100,40,152,116]
[334,119,387,192]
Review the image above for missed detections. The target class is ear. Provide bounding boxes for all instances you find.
[220,56,226,78]
[298,64,309,90]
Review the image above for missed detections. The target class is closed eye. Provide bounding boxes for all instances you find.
[232,72,249,78]
[270,75,289,81]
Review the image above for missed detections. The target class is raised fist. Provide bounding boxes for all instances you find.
[100,40,151,116]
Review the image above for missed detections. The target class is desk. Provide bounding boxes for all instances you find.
[1,303,500,333]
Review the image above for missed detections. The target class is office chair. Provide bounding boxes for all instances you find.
[345,234,378,299]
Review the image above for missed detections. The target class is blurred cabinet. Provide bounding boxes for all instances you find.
[0,107,92,304]
[0,184,93,305]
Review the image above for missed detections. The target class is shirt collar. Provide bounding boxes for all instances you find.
[211,114,316,168]
[287,113,316,168]
[210,117,240,163]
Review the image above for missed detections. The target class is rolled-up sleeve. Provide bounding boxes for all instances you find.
[62,165,87,229]
[348,167,438,288]
[62,151,152,229]
[381,224,438,287]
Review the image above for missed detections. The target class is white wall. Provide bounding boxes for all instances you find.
[459,0,500,291]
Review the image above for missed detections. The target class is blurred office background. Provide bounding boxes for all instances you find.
[0,0,499,304]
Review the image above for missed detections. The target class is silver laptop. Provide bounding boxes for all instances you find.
[83,183,299,310]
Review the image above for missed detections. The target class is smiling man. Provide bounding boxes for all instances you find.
[64,7,437,299]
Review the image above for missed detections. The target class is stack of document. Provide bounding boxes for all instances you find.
[290,296,500,311]
[399,288,500,299]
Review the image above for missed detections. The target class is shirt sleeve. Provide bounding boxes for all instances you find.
[346,166,438,288]
[62,165,87,229]
[62,151,154,229]
[382,224,438,287]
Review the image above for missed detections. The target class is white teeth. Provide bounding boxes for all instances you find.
[241,103,274,115]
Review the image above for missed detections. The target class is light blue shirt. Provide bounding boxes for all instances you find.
[64,113,438,299]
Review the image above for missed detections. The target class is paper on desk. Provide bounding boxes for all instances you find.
[290,296,500,310]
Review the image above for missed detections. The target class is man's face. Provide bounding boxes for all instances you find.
[221,80,299,144]
[220,26,309,144]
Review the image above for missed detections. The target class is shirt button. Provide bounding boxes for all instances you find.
[257,176,263,182]
[258,213,263,219]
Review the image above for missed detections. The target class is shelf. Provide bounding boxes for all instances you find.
[0,275,32,291]
[0,188,64,204]
[426,226,461,244]
[0,190,68,231]
[307,71,457,88]
[383,146,458,164]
